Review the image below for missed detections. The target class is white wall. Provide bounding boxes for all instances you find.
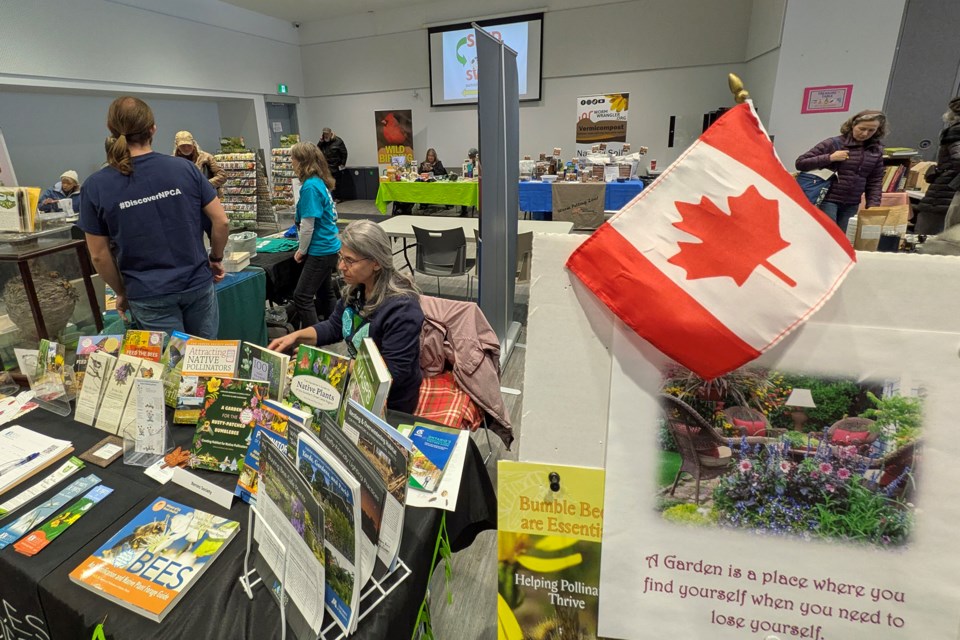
[0,90,222,188]
[767,0,906,167]
[0,0,301,96]
[743,0,786,126]
[0,0,301,183]
[299,0,770,167]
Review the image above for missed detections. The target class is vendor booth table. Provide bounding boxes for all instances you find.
[375,181,480,214]
[0,408,496,639]
[518,179,644,220]
[101,267,268,345]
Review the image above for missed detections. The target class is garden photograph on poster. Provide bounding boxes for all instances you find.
[656,367,922,549]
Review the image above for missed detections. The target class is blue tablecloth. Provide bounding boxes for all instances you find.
[518,180,644,219]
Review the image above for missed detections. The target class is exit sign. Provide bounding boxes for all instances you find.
[277,84,288,95]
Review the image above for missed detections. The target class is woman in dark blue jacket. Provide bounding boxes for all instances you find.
[269,219,424,413]
[796,110,887,234]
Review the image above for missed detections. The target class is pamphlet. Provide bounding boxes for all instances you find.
[75,351,117,426]
[341,400,411,574]
[74,335,122,392]
[405,424,459,492]
[255,439,326,637]
[0,457,85,520]
[497,461,605,640]
[0,474,101,549]
[15,484,113,556]
[297,434,362,634]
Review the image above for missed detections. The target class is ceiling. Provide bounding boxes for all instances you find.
[219,0,433,23]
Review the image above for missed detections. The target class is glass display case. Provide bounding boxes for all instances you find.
[0,224,103,372]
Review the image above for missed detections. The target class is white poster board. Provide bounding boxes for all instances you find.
[0,128,17,187]
[523,234,960,639]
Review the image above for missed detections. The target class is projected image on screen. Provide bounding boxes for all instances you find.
[440,24,529,101]
[428,13,543,106]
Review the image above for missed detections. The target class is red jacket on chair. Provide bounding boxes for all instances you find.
[418,296,514,448]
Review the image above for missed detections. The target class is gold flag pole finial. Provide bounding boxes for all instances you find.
[728,73,750,104]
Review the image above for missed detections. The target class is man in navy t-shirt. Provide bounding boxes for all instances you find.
[79,135,229,338]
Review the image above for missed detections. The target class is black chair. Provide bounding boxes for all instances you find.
[412,226,476,297]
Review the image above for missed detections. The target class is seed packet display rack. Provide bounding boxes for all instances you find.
[215,150,279,232]
[239,505,412,640]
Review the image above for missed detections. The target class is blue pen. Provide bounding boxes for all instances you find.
[0,452,40,476]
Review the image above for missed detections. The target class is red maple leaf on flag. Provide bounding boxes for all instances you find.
[667,185,796,287]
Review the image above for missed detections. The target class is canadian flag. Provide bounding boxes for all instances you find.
[566,102,856,379]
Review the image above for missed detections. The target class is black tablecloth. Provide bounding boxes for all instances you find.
[0,408,496,639]
[250,250,301,306]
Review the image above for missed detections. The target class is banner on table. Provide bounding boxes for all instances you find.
[374,110,414,167]
[575,93,629,157]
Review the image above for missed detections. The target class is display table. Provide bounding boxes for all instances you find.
[518,179,644,219]
[99,268,268,345]
[379,215,574,273]
[215,268,268,345]
[375,181,480,214]
[0,408,495,639]
[250,250,300,306]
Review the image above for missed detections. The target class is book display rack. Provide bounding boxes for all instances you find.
[215,150,278,232]
[239,505,412,640]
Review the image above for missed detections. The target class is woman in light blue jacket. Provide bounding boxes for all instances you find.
[290,142,341,328]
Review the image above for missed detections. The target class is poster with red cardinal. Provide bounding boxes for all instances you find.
[374,110,414,167]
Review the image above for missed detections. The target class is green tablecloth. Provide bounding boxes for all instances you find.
[100,267,268,345]
[375,181,480,213]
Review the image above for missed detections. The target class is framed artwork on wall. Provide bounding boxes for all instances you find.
[801,85,854,114]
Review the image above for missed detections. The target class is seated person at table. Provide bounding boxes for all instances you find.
[418,148,447,176]
[39,170,82,213]
[268,219,424,413]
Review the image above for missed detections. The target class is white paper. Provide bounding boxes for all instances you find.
[0,426,72,494]
[92,443,122,460]
[0,391,37,427]
[597,318,960,640]
[171,467,234,509]
[95,355,141,434]
[133,378,165,455]
[143,459,175,484]
[0,457,83,519]
[405,430,469,512]
[75,352,116,426]
[117,359,166,440]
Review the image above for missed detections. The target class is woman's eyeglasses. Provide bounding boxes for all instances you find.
[338,253,368,267]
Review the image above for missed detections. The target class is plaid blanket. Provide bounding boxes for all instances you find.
[415,371,483,432]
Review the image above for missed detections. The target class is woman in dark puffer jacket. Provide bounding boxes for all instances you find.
[796,110,887,234]
[912,98,960,235]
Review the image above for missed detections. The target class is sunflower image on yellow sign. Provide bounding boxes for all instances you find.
[575,92,629,157]
[498,461,605,640]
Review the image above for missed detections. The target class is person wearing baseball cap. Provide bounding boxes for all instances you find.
[39,170,82,213]
[173,130,226,196]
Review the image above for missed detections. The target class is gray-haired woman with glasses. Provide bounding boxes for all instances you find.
[269,220,424,413]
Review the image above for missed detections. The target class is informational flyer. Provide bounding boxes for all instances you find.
[597,317,959,640]
[498,461,605,640]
